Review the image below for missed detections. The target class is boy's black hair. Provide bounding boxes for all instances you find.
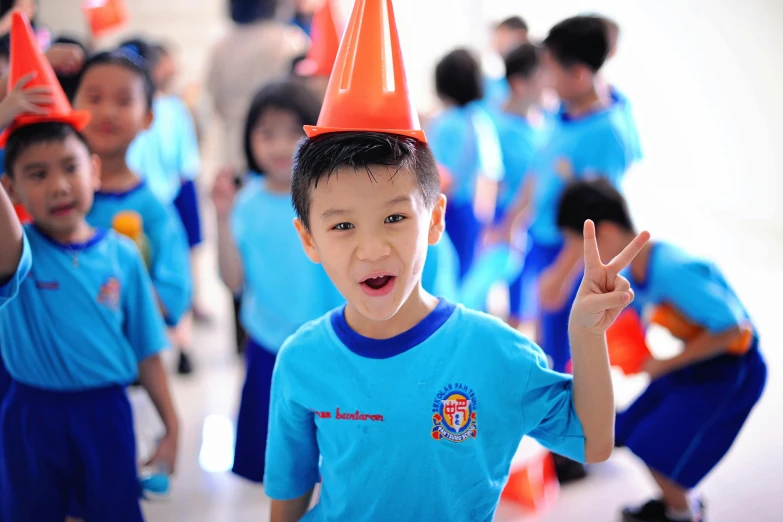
[243,80,321,175]
[543,16,609,72]
[556,178,635,235]
[77,50,155,111]
[496,16,528,32]
[52,35,88,102]
[435,49,482,107]
[504,43,539,81]
[292,132,439,229]
[4,122,91,178]
[230,0,278,24]
[0,34,10,59]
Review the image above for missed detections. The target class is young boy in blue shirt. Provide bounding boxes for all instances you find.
[74,49,195,374]
[263,1,650,520]
[557,179,767,522]
[0,14,179,520]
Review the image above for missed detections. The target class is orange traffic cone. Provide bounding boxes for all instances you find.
[82,0,128,39]
[605,307,651,375]
[501,449,559,512]
[0,11,91,147]
[304,0,426,142]
[295,0,341,78]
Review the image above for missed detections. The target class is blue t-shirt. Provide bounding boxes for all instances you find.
[421,234,460,302]
[529,96,638,246]
[491,110,547,217]
[230,177,343,351]
[127,95,201,204]
[611,86,643,163]
[264,301,585,521]
[428,102,504,206]
[630,242,751,333]
[0,226,168,390]
[87,181,192,326]
[483,75,510,110]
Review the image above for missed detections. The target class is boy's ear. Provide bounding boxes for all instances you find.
[1,175,19,204]
[143,110,154,131]
[90,154,102,191]
[294,218,321,264]
[428,194,447,246]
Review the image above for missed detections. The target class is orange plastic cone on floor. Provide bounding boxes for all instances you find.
[82,0,129,39]
[0,11,91,147]
[304,0,426,142]
[605,307,651,375]
[295,0,341,78]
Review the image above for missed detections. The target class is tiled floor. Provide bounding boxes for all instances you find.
[36,1,783,520]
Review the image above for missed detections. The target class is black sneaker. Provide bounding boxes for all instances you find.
[622,498,705,522]
[177,351,194,375]
[552,454,588,484]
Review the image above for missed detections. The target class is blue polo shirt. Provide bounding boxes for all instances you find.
[0,226,168,390]
[264,301,585,521]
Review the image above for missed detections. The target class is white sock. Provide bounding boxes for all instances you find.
[666,506,694,521]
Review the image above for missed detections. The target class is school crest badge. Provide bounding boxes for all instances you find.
[431,383,477,443]
[98,277,121,310]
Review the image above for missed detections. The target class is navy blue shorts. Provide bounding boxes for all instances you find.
[173,179,203,248]
[616,346,767,489]
[0,382,143,522]
[508,238,561,322]
[232,339,277,483]
[445,200,482,280]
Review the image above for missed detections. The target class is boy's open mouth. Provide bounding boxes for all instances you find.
[359,274,396,297]
[50,202,77,216]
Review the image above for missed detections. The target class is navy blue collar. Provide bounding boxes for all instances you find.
[331,300,457,359]
[33,225,107,251]
[95,180,146,199]
[559,89,622,123]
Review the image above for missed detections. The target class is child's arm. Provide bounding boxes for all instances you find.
[139,355,180,472]
[538,238,583,310]
[0,180,23,283]
[211,167,244,293]
[271,491,315,522]
[644,327,743,379]
[569,220,649,462]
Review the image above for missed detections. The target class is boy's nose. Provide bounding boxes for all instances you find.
[356,232,391,262]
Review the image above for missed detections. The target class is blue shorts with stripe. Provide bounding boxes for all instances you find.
[616,343,767,488]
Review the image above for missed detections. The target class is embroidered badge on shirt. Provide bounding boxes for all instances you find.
[97,277,121,310]
[431,383,477,443]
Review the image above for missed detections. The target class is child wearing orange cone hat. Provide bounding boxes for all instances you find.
[262,1,649,520]
[0,11,179,522]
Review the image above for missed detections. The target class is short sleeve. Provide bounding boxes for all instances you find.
[147,207,193,326]
[176,102,201,181]
[0,233,31,309]
[263,343,321,499]
[658,261,745,333]
[521,343,586,463]
[122,245,169,361]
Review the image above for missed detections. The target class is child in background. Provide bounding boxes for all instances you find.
[74,49,194,374]
[210,80,343,484]
[483,16,529,109]
[428,48,503,280]
[486,42,547,328]
[557,179,767,522]
[0,13,178,520]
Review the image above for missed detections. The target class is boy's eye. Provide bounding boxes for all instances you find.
[87,95,100,104]
[332,222,355,231]
[28,170,46,180]
[118,98,132,107]
[385,214,405,224]
[64,164,77,174]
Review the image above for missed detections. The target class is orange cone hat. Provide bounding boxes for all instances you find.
[0,11,91,147]
[295,0,341,78]
[304,0,426,142]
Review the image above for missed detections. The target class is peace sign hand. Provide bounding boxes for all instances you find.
[569,220,650,333]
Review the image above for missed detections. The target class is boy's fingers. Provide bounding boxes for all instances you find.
[607,231,650,274]
[12,72,37,89]
[21,102,50,115]
[583,220,603,271]
[22,86,54,95]
[583,289,634,314]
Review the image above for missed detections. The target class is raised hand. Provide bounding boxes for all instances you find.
[0,73,55,128]
[45,43,85,75]
[569,220,650,333]
[211,166,239,219]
